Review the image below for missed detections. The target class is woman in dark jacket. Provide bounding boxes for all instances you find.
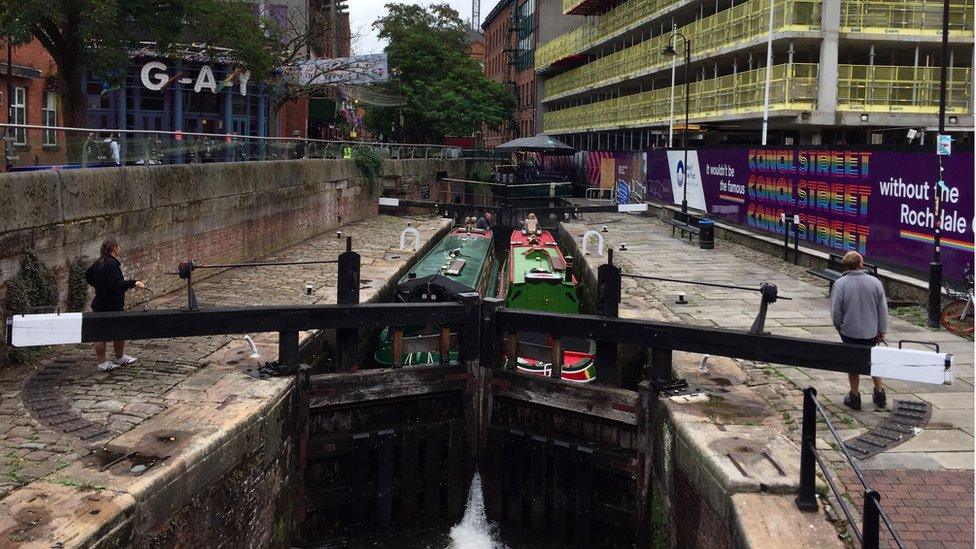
[86,238,145,371]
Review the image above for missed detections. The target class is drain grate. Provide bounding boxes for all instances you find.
[23,359,112,442]
[843,400,931,459]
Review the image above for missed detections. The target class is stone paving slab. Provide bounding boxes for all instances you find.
[0,214,450,545]
[566,213,974,543]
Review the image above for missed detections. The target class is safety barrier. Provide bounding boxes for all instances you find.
[795,387,905,549]
[544,0,821,101]
[0,123,461,171]
[841,0,973,34]
[537,0,688,70]
[544,63,819,133]
[538,0,971,74]
[837,65,972,114]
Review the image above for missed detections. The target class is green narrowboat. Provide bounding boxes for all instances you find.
[500,228,596,383]
[374,226,497,366]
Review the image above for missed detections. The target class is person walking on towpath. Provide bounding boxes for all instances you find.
[85,238,145,372]
[830,250,888,410]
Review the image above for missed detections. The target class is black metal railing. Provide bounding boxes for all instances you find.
[795,387,904,549]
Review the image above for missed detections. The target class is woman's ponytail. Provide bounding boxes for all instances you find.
[99,238,119,264]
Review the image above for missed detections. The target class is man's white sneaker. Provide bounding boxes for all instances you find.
[114,355,138,366]
[98,361,120,372]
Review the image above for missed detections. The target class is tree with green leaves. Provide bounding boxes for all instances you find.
[0,0,274,132]
[368,3,513,143]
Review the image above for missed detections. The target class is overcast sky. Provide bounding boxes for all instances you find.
[350,0,488,54]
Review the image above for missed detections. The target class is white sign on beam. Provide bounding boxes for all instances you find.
[870,346,953,385]
[617,203,648,212]
[9,313,83,347]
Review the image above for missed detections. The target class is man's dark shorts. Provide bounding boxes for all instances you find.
[841,334,876,346]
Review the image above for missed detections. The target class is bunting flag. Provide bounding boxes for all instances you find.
[159,72,184,90]
[99,81,121,95]
[216,68,245,92]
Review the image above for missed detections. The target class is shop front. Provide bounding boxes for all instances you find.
[86,55,268,136]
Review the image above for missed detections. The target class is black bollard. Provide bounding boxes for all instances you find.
[595,249,621,387]
[336,236,360,371]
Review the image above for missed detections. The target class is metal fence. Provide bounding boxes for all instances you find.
[0,123,464,171]
[795,387,904,549]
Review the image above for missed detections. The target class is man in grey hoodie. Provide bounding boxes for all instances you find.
[830,251,888,410]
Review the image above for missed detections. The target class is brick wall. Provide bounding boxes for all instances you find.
[2,39,66,167]
[670,466,733,548]
[135,390,298,548]
[277,96,309,138]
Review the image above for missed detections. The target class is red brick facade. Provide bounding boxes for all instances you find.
[278,96,310,138]
[1,40,65,167]
[483,2,515,148]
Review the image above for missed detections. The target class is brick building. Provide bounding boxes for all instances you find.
[482,0,573,147]
[1,0,352,169]
[0,40,65,167]
[482,0,516,148]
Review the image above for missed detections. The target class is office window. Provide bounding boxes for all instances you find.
[42,92,57,146]
[12,86,25,145]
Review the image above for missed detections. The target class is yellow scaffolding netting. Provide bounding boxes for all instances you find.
[544,63,973,133]
[544,63,819,133]
[544,0,821,101]
[538,0,973,72]
[841,0,973,35]
[837,65,972,113]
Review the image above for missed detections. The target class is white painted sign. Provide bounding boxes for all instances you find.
[870,346,953,385]
[140,61,250,95]
[9,313,83,346]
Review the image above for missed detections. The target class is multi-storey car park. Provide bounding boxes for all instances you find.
[536,0,974,148]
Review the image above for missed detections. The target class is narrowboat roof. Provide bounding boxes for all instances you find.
[399,227,493,292]
[508,230,568,285]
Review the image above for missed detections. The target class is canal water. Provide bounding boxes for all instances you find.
[316,473,558,548]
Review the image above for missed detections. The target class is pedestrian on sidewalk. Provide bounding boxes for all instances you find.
[85,238,145,372]
[830,250,888,410]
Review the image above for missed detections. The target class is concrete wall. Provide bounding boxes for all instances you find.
[0,158,468,305]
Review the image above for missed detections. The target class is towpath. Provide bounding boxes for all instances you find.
[566,213,973,547]
[0,214,450,545]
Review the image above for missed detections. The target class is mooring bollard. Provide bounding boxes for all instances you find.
[400,226,420,251]
[337,237,360,371]
[595,249,621,386]
[795,386,819,512]
[581,229,604,256]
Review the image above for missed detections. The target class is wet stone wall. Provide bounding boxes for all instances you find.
[130,384,298,548]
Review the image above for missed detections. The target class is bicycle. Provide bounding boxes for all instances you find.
[941,263,974,335]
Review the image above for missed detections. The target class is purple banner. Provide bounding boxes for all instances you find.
[646,147,975,280]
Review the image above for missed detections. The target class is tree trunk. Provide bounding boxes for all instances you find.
[59,62,87,163]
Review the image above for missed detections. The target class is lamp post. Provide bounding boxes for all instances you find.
[664,33,691,215]
[928,0,950,328]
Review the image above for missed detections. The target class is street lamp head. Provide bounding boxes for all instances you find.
[663,44,678,56]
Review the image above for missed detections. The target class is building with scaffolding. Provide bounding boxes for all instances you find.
[537,0,974,148]
[482,0,576,147]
